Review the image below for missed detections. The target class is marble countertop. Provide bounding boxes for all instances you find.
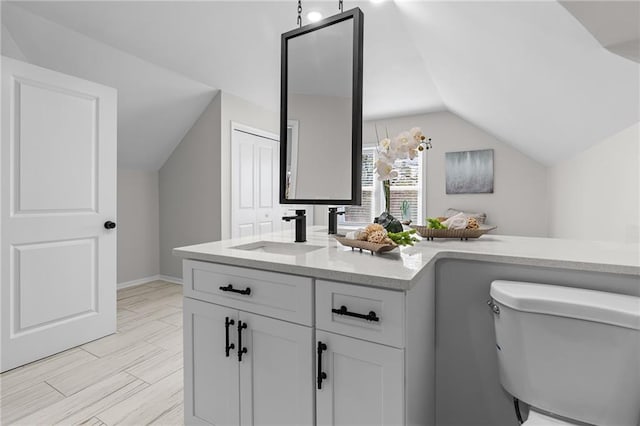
[173,227,640,290]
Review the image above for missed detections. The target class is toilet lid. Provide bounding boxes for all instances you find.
[524,410,581,426]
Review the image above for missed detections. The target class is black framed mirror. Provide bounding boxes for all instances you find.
[280,8,363,205]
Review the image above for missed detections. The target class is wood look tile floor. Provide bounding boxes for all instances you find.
[0,281,185,426]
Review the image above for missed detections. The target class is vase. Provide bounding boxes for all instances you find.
[374,180,403,232]
[382,179,391,213]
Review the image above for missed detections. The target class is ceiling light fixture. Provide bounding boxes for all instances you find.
[307,11,323,22]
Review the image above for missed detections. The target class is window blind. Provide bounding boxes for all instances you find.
[344,148,422,225]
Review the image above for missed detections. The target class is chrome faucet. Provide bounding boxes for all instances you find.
[282,209,307,243]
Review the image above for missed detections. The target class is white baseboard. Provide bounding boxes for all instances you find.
[117,274,161,290]
[159,275,183,285]
[117,274,183,290]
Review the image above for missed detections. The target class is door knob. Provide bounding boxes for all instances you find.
[104,221,117,230]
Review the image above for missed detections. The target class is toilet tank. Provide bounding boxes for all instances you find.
[490,281,640,426]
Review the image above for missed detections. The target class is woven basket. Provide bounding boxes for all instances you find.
[411,225,497,240]
[335,236,398,255]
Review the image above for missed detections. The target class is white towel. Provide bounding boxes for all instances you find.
[442,212,468,230]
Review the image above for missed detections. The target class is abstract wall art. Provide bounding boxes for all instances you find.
[445,149,494,194]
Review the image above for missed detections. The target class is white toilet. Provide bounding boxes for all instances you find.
[489,280,640,426]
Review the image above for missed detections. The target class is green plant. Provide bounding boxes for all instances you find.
[400,200,410,219]
[387,229,419,246]
[427,218,446,229]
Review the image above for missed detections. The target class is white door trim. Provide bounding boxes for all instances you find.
[231,121,279,143]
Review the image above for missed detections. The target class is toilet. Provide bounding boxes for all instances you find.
[489,280,640,426]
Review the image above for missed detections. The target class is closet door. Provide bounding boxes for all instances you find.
[231,125,281,239]
[0,57,117,372]
[238,311,313,426]
[316,330,405,426]
[184,297,240,425]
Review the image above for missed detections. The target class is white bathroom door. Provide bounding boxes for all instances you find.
[0,57,117,372]
[231,124,281,239]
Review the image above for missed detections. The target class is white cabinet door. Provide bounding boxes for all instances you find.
[316,331,405,426]
[239,311,313,426]
[184,298,240,426]
[1,57,117,372]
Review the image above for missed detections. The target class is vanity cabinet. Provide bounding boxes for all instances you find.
[176,228,636,426]
[183,261,314,426]
[183,260,431,426]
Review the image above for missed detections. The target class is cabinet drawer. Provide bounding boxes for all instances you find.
[316,280,405,348]
[183,260,313,326]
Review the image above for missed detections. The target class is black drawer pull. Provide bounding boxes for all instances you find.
[317,341,327,389]
[237,320,248,362]
[332,305,379,322]
[219,284,251,295]
[224,317,235,357]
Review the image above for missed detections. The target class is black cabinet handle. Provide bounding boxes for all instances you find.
[224,317,235,357]
[237,320,248,362]
[219,284,251,296]
[331,305,379,322]
[317,341,327,389]
[104,221,116,230]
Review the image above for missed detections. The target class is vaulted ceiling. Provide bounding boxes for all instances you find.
[2,1,638,169]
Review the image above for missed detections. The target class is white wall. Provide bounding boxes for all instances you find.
[159,93,222,279]
[117,169,159,285]
[548,123,640,243]
[220,92,279,240]
[364,111,549,237]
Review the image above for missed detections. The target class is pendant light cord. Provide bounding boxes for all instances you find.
[297,0,302,27]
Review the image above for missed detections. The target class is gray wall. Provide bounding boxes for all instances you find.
[548,122,639,243]
[364,111,549,237]
[288,93,352,200]
[159,93,222,279]
[159,91,278,278]
[117,169,159,284]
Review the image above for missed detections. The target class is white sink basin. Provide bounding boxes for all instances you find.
[231,241,324,256]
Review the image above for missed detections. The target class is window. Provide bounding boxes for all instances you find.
[343,147,423,225]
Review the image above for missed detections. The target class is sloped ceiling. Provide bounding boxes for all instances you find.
[2,2,218,170]
[560,1,640,63]
[2,1,638,169]
[397,1,639,164]
[1,23,26,61]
